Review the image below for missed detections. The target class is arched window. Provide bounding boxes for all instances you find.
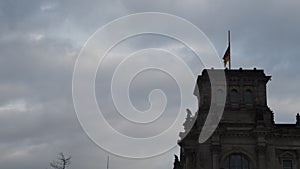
[224,154,250,169]
[244,89,253,104]
[216,89,225,104]
[230,89,239,103]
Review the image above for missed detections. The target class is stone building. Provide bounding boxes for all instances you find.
[176,68,300,169]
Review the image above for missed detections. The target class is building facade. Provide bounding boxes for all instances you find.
[176,68,300,169]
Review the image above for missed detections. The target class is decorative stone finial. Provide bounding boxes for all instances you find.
[173,155,181,169]
[296,113,300,126]
[183,109,193,132]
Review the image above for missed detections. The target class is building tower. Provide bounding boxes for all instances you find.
[176,68,300,169]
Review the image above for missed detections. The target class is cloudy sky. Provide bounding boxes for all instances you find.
[1,0,300,169]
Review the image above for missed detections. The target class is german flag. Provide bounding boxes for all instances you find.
[223,46,230,67]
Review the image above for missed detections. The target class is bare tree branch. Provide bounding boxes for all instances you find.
[50,153,71,169]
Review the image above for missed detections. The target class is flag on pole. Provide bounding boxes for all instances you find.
[223,46,230,67]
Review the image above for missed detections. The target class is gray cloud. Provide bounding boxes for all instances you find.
[1,0,300,169]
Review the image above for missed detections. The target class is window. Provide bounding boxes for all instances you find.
[216,89,225,104]
[230,89,239,103]
[224,154,249,169]
[244,89,253,104]
[283,160,293,169]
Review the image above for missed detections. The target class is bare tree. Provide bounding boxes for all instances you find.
[50,153,71,169]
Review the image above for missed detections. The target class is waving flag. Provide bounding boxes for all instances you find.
[223,46,230,67]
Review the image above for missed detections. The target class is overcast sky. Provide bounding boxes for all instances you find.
[1,0,300,169]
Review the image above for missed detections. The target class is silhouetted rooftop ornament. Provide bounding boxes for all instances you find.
[296,113,300,127]
[173,155,181,169]
[183,109,193,132]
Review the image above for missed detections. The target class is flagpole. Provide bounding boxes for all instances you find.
[228,30,231,70]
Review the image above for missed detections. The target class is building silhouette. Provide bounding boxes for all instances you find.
[175,68,300,169]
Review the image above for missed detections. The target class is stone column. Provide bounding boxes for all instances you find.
[256,134,267,169]
[211,145,220,169]
[211,134,220,169]
[256,145,266,169]
[185,152,190,169]
[185,150,196,169]
[296,150,300,169]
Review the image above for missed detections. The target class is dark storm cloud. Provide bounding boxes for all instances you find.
[1,0,300,169]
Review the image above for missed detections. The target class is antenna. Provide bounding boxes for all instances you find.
[107,156,109,169]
